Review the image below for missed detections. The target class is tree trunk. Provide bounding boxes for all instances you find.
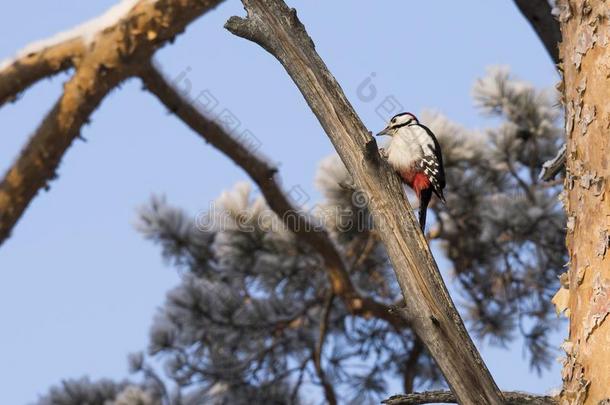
[557,1,610,404]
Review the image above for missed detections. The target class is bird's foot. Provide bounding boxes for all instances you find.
[339,180,357,191]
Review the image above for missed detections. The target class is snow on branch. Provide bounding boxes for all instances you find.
[0,0,142,71]
[0,0,224,247]
[0,37,84,106]
[0,0,146,106]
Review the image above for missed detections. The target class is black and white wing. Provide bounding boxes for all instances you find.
[417,124,446,202]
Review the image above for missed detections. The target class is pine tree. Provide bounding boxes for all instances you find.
[35,69,566,405]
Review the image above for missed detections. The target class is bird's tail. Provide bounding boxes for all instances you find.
[434,189,446,205]
[418,208,427,231]
[418,188,433,231]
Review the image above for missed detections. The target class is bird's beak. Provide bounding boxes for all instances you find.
[376,126,391,136]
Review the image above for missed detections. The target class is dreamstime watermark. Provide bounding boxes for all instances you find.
[356,72,405,124]
[286,184,311,207]
[194,188,373,234]
[166,66,385,235]
[172,66,263,154]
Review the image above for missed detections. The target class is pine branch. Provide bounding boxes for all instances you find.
[0,38,85,106]
[0,0,224,247]
[514,0,561,64]
[312,291,336,405]
[0,63,119,246]
[224,1,503,404]
[137,63,407,330]
[383,390,558,405]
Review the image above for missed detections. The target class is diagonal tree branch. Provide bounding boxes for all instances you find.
[513,0,567,183]
[0,63,120,245]
[0,0,224,247]
[514,0,561,64]
[383,390,558,405]
[137,62,407,330]
[513,1,566,182]
[224,1,504,404]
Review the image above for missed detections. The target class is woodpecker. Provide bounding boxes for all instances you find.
[376,112,446,230]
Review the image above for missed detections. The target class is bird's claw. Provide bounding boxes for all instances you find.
[339,180,357,191]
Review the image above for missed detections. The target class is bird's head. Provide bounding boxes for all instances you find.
[376,112,418,137]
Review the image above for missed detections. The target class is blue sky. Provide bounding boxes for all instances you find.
[0,1,563,404]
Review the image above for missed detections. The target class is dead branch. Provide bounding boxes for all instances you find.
[137,62,407,329]
[514,0,561,64]
[0,0,224,246]
[224,1,503,403]
[384,390,558,405]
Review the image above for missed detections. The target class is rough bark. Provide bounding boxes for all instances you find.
[138,63,407,330]
[556,1,610,404]
[0,0,224,246]
[0,38,84,106]
[514,0,562,64]
[225,1,503,404]
[384,390,558,405]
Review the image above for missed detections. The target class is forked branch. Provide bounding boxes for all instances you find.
[0,0,224,247]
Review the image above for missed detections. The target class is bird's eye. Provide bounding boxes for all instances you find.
[391,118,396,124]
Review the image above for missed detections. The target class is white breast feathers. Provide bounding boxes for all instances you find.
[386,125,434,171]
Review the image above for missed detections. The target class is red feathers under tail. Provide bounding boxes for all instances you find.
[399,170,436,231]
[412,173,431,199]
